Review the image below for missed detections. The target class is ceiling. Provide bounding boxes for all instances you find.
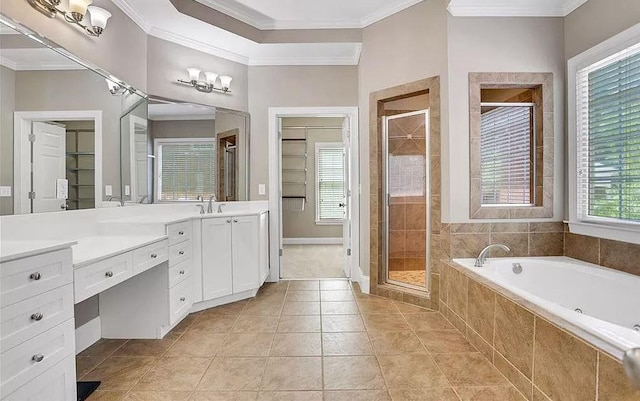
[0,48,84,71]
[447,0,590,17]
[195,0,424,29]
[148,103,216,121]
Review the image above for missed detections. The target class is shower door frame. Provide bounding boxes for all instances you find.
[382,109,431,293]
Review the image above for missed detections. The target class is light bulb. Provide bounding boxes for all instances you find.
[88,6,111,32]
[219,75,232,91]
[187,68,201,82]
[68,0,93,19]
[204,72,218,86]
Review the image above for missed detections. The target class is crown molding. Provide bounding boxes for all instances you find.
[148,26,250,64]
[0,56,84,70]
[195,0,424,29]
[447,0,590,17]
[249,43,362,66]
[110,0,151,32]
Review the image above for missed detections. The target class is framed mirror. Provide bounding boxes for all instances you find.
[0,16,147,215]
[136,97,250,203]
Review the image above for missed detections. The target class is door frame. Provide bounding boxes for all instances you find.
[13,110,103,214]
[267,107,360,283]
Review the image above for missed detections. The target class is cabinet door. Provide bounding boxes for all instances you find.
[231,216,260,293]
[201,218,233,300]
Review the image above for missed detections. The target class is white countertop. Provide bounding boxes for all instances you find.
[99,210,268,225]
[1,239,78,263]
[72,235,167,268]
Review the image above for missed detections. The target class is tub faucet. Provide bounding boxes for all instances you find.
[108,196,125,207]
[475,244,511,267]
[207,195,217,214]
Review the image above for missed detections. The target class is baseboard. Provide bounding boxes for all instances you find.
[190,289,259,313]
[75,316,101,355]
[351,265,370,294]
[283,237,343,245]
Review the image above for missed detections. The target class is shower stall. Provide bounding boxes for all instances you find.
[383,109,431,290]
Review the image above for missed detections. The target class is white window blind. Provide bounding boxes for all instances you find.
[157,140,215,201]
[480,105,534,205]
[576,42,640,223]
[316,143,345,222]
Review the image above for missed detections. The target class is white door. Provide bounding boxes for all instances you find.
[202,217,233,300]
[232,215,259,293]
[341,117,352,278]
[277,117,284,276]
[31,121,66,213]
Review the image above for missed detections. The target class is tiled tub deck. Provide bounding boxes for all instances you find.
[440,260,640,401]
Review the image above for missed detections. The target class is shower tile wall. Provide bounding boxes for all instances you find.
[387,114,427,287]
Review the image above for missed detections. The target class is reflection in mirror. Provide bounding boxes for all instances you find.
[120,100,150,203]
[144,98,249,203]
[0,20,147,215]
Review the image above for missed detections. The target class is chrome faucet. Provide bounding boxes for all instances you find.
[624,348,640,390]
[207,195,217,214]
[217,203,225,213]
[139,195,148,204]
[196,204,205,214]
[475,244,510,267]
[107,196,125,207]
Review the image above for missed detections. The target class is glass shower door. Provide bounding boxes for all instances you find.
[384,110,430,290]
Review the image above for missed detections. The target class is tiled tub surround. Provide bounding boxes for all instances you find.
[440,259,640,401]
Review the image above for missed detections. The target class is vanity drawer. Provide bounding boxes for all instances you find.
[168,222,191,246]
[2,354,76,401]
[0,249,73,308]
[168,260,191,289]
[0,284,74,353]
[132,240,168,275]
[168,241,191,266]
[0,319,75,397]
[74,253,133,303]
[169,278,192,325]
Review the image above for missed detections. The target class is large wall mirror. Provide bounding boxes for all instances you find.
[0,18,147,215]
[139,97,250,203]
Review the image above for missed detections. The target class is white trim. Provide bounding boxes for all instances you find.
[13,111,103,214]
[350,265,370,295]
[447,0,589,17]
[283,237,343,245]
[268,107,359,283]
[195,0,422,29]
[129,115,148,203]
[109,0,151,32]
[74,316,101,355]
[567,23,640,244]
[190,288,258,313]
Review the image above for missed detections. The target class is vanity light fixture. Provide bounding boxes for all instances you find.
[177,68,233,95]
[105,77,133,96]
[27,0,112,37]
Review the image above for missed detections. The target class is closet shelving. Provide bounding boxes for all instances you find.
[281,128,308,211]
[65,128,95,210]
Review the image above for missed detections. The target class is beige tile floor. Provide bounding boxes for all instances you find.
[282,245,346,279]
[79,280,526,401]
[388,270,427,288]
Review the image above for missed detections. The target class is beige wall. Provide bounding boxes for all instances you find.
[150,120,215,139]
[446,16,566,223]
[0,0,147,90]
[564,0,640,60]
[14,69,144,200]
[146,37,249,113]
[282,117,343,239]
[247,65,359,200]
[358,0,449,276]
[0,65,16,215]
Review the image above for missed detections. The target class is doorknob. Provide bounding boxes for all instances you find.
[60,203,68,210]
[338,203,347,207]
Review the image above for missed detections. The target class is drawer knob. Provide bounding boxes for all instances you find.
[226,219,231,223]
[233,219,238,223]
[31,312,44,321]
[105,271,114,278]
[29,272,42,281]
[179,251,185,255]
[179,270,185,275]
[180,297,186,302]
[178,231,184,235]
[151,253,158,259]
[32,354,44,363]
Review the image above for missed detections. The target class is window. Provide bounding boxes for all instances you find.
[315,143,345,223]
[575,42,640,224]
[480,104,534,206]
[156,139,215,201]
[468,74,553,220]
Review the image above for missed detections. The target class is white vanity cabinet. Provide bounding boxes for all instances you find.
[0,247,76,401]
[201,212,269,304]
